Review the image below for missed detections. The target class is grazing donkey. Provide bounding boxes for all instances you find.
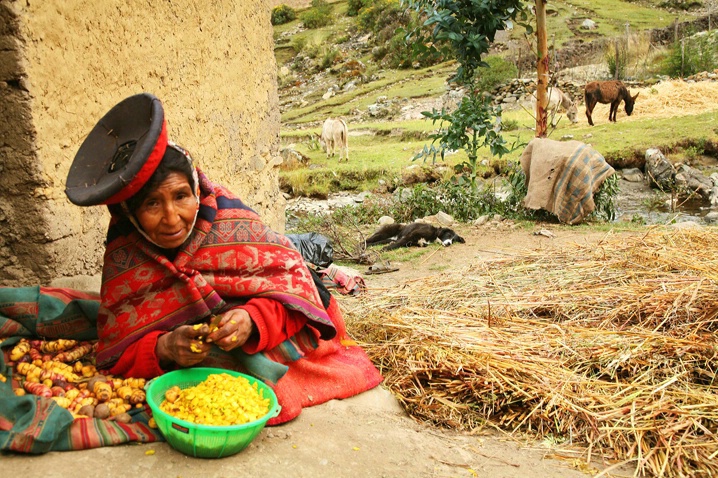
[532,87,579,126]
[320,117,349,162]
[584,80,639,126]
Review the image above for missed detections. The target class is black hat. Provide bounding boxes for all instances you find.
[65,93,167,206]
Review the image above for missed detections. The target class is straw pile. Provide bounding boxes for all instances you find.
[342,227,718,477]
[633,80,718,119]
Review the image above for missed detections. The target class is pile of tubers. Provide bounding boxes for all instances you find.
[3,338,148,423]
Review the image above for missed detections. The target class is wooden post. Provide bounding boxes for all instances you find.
[535,0,549,138]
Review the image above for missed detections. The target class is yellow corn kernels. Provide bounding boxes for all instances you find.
[160,373,270,426]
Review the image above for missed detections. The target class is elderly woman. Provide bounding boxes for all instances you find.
[65,93,382,424]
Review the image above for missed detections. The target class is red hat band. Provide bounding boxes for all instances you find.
[104,119,167,204]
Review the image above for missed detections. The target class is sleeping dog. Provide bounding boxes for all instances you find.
[365,222,465,250]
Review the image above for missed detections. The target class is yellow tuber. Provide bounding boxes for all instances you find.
[122,377,146,389]
[93,381,112,402]
[81,364,97,378]
[9,339,30,361]
[116,385,133,401]
[52,396,72,408]
[40,339,77,353]
[129,389,146,405]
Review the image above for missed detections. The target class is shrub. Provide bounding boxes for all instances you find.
[300,0,333,29]
[384,32,416,68]
[661,31,717,77]
[332,196,394,225]
[271,4,297,25]
[357,0,401,32]
[291,36,307,53]
[320,47,341,70]
[605,39,628,80]
[356,0,437,69]
[389,179,528,223]
[589,173,619,222]
[347,0,370,16]
[473,56,518,93]
[500,118,520,132]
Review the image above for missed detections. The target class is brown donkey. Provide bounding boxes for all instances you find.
[584,80,639,126]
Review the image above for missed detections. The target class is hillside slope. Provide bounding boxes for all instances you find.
[273,1,717,198]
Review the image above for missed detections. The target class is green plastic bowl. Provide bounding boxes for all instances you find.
[145,367,281,458]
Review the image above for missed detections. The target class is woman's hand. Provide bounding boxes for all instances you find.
[206,309,255,352]
[156,325,211,368]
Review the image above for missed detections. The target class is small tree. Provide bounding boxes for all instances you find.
[404,0,528,189]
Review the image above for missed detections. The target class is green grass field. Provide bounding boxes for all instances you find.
[281,104,718,196]
[275,0,716,197]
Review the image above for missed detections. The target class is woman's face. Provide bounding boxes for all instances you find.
[134,172,198,249]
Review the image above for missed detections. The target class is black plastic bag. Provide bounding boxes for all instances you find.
[286,232,334,268]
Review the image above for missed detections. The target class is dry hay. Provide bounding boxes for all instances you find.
[343,227,718,477]
[593,80,718,121]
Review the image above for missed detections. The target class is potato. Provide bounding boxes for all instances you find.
[114,412,132,424]
[94,403,111,419]
[78,404,95,417]
[86,375,107,393]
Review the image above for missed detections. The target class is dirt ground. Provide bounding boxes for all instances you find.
[3,225,645,478]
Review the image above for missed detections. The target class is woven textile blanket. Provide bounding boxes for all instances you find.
[0,286,162,454]
[521,138,615,225]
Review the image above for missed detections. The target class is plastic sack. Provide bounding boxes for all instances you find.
[286,232,334,268]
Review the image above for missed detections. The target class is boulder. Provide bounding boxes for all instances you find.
[675,163,714,199]
[645,149,676,191]
[279,148,310,171]
[621,168,644,183]
[581,19,597,30]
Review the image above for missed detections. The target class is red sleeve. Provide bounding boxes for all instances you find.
[108,330,168,379]
[107,298,310,376]
[241,297,309,354]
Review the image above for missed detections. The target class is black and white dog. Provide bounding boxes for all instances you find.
[365,222,465,250]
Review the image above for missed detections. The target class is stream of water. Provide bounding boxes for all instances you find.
[285,177,718,228]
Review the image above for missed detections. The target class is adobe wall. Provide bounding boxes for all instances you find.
[0,0,283,286]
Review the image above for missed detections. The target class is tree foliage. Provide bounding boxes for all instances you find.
[403,0,528,83]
